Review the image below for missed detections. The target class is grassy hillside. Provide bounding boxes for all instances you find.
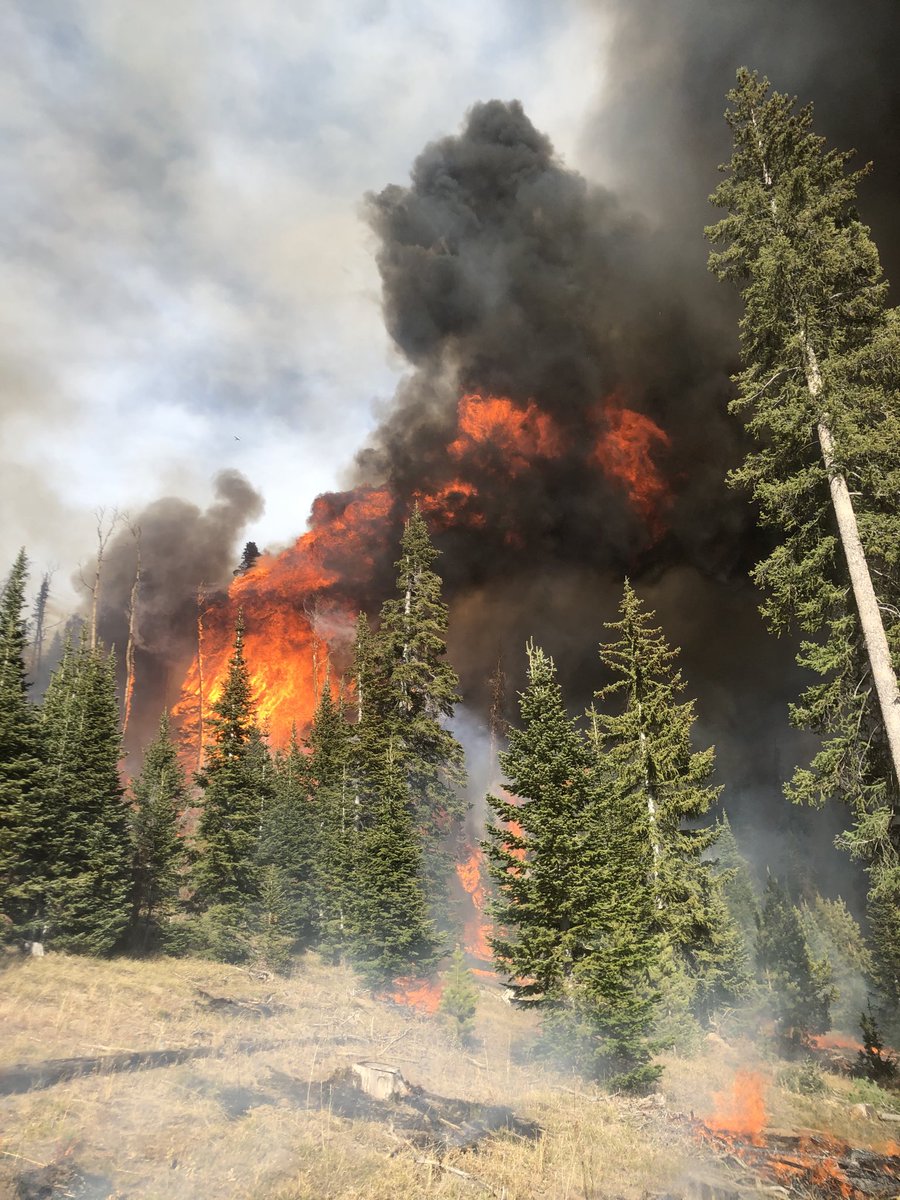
[0,952,896,1199]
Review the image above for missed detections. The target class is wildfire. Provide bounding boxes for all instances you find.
[706,1070,767,1141]
[171,389,674,759]
[448,392,563,472]
[594,395,671,531]
[456,845,492,961]
[389,976,444,1014]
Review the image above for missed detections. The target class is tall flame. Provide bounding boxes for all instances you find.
[706,1070,767,1141]
[594,395,671,530]
[172,390,672,755]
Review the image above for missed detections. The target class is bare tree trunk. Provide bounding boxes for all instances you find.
[488,651,508,780]
[803,342,900,786]
[122,525,142,736]
[82,508,119,651]
[196,585,206,773]
[31,570,52,677]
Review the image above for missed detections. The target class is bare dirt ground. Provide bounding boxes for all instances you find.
[0,952,896,1199]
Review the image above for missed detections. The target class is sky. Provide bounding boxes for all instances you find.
[1,0,611,607]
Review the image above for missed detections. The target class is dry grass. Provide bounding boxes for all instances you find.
[0,952,894,1199]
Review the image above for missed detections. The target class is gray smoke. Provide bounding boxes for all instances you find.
[91,469,263,754]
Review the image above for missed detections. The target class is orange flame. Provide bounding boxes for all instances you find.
[172,390,673,758]
[594,396,671,532]
[456,844,492,961]
[706,1070,767,1141]
[809,1033,864,1053]
[448,392,563,472]
[389,976,444,1014]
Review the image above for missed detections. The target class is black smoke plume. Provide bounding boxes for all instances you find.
[92,469,263,755]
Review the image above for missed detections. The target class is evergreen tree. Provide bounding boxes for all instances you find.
[129,710,186,952]
[259,726,316,949]
[0,550,49,930]
[707,69,900,1017]
[486,643,660,1090]
[798,895,873,1034]
[254,863,294,975]
[349,731,440,988]
[713,813,760,956]
[756,877,832,1052]
[307,678,352,960]
[440,945,479,1044]
[41,636,132,954]
[592,583,748,1014]
[376,507,467,888]
[193,612,263,912]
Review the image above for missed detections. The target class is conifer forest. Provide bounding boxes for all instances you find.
[3,8,900,1198]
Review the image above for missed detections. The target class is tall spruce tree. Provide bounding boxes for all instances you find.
[259,726,317,949]
[307,678,352,960]
[0,550,49,931]
[756,877,832,1052]
[707,69,900,1015]
[193,612,262,913]
[592,583,748,1014]
[129,710,186,952]
[486,643,660,1090]
[349,730,440,988]
[41,636,132,954]
[376,507,467,889]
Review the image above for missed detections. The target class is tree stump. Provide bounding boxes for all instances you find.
[351,1061,410,1101]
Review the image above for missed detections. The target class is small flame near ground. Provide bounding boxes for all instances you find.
[705,1070,767,1141]
[388,976,444,1014]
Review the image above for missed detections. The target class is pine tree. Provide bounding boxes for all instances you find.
[798,895,873,1034]
[707,69,900,1017]
[592,582,748,1014]
[129,710,186,952]
[41,636,132,954]
[376,507,467,889]
[713,813,760,956]
[756,877,832,1052]
[486,642,592,1003]
[259,727,316,948]
[307,678,352,960]
[0,550,49,931]
[193,612,263,914]
[440,945,479,1044]
[349,731,441,989]
[486,643,660,1089]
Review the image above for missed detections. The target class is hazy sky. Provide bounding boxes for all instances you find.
[1,0,611,605]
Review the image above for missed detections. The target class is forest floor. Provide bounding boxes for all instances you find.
[0,951,898,1200]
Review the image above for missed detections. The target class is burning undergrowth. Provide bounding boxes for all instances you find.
[685,1070,900,1199]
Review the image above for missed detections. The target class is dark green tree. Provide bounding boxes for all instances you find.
[486,643,660,1090]
[799,895,873,1033]
[707,69,900,1017]
[259,726,316,948]
[592,583,748,1014]
[41,636,132,954]
[193,612,263,915]
[307,678,352,960]
[439,945,479,1044]
[349,731,441,989]
[756,877,832,1052]
[713,813,760,956]
[129,710,186,953]
[0,551,49,931]
[376,507,467,889]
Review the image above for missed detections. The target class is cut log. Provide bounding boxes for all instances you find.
[351,1061,410,1102]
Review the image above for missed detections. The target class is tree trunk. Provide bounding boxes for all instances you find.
[122,528,141,736]
[803,341,900,788]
